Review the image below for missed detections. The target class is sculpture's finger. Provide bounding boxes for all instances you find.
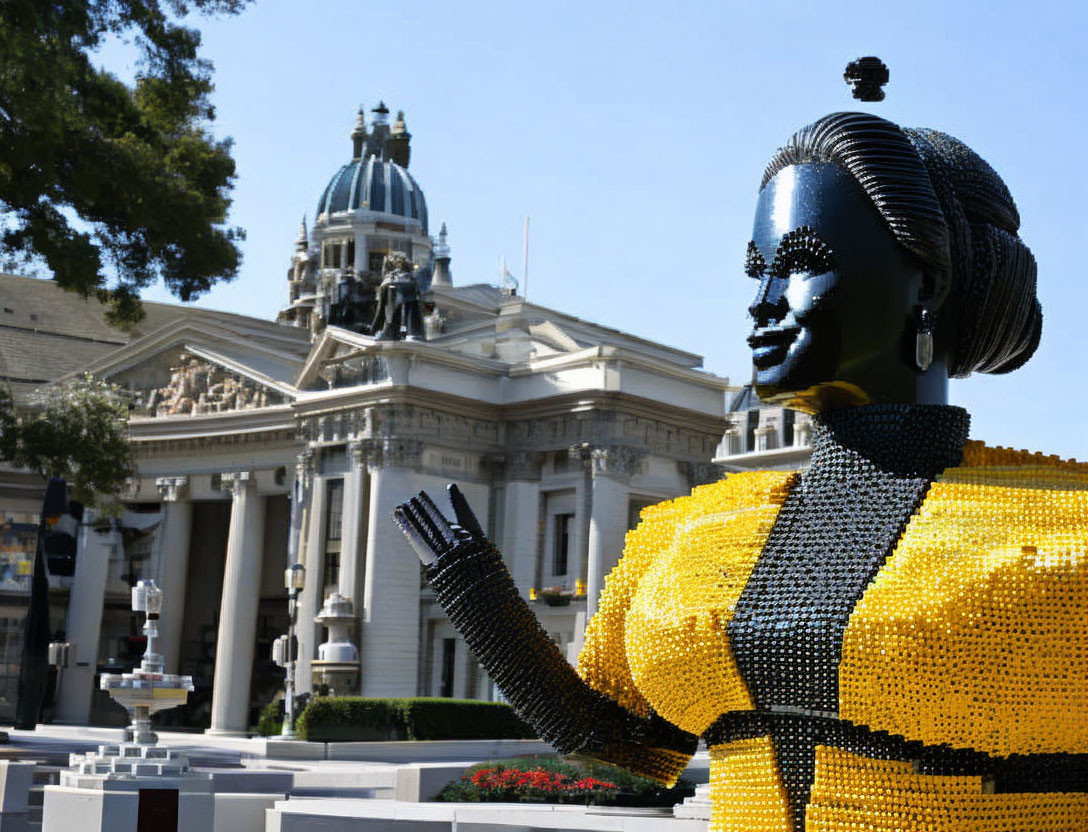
[447,484,485,538]
[402,497,452,554]
[392,505,439,566]
[414,491,457,547]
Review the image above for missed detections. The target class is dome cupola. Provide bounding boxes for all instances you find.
[315,103,427,233]
[281,103,436,337]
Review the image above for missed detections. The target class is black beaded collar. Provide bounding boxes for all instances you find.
[810,403,970,479]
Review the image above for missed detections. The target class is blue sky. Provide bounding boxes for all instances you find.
[104,0,1087,458]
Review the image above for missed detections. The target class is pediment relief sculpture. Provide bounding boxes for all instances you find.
[135,353,286,417]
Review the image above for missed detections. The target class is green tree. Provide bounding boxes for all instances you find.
[0,0,249,326]
[0,375,136,513]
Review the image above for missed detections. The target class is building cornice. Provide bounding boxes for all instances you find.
[127,404,296,442]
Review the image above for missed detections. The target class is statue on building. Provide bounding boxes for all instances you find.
[394,58,1088,832]
[370,252,424,341]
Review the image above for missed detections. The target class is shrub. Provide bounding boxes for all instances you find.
[436,755,694,807]
[257,700,283,737]
[296,697,535,742]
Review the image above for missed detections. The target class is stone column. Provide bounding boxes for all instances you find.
[585,446,644,620]
[208,471,265,735]
[53,516,118,724]
[295,466,325,695]
[154,476,191,675]
[359,440,422,697]
[338,441,368,606]
[500,453,540,597]
[353,232,368,274]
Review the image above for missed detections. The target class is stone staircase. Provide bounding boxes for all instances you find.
[673,781,711,821]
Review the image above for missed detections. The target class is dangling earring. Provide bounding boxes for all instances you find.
[915,306,934,372]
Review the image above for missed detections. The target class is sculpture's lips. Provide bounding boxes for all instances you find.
[748,325,799,369]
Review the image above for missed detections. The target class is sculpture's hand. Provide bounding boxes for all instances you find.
[389,481,696,784]
[392,484,484,566]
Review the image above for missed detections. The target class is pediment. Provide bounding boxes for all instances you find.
[118,346,292,417]
[66,320,302,417]
[297,327,392,391]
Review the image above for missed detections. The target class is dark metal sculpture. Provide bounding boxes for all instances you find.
[370,252,424,341]
[843,56,889,102]
[390,86,1086,832]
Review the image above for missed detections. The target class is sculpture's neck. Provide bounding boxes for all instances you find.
[809,403,970,478]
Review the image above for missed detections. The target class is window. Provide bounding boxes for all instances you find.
[552,513,573,576]
[746,409,759,453]
[440,638,456,698]
[325,480,344,541]
[323,479,344,590]
[627,500,655,532]
[783,409,796,447]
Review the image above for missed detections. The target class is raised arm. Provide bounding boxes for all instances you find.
[393,485,697,785]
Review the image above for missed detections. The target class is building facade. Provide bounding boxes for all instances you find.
[1,104,735,733]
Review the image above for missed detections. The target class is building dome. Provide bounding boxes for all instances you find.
[315,157,428,232]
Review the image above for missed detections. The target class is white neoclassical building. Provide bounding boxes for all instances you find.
[0,104,734,734]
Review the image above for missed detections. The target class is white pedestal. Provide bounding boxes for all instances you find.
[42,777,214,832]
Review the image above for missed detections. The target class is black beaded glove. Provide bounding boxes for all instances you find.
[393,484,697,784]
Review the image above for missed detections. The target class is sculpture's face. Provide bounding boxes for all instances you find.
[747,162,934,412]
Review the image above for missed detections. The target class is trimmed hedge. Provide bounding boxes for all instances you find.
[297,697,536,742]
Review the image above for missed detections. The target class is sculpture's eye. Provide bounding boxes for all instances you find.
[770,225,836,280]
[745,241,767,279]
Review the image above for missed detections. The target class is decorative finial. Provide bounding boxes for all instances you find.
[372,100,389,125]
[434,222,450,258]
[392,110,407,136]
[295,216,308,251]
[500,256,518,296]
[351,107,368,158]
[844,56,889,102]
[431,223,453,287]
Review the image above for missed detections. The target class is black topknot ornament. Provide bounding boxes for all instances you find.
[844,56,889,102]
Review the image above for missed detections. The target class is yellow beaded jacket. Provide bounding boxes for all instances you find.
[576,441,1088,832]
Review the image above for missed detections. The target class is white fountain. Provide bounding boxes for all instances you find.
[44,580,214,831]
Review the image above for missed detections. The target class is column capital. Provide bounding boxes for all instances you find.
[679,460,725,490]
[347,438,369,466]
[295,449,316,490]
[354,438,423,472]
[570,443,647,480]
[155,476,189,503]
[220,470,254,498]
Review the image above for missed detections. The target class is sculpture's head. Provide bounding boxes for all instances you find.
[747,112,1041,413]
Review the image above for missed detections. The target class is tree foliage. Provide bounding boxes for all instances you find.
[0,375,136,512]
[0,0,249,325]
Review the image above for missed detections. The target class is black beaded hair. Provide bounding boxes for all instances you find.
[761,112,1042,377]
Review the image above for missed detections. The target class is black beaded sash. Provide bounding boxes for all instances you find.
[704,710,1088,809]
[726,404,971,825]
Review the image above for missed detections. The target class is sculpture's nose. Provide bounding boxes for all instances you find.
[748,275,788,324]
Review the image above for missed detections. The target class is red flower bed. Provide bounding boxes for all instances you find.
[436,755,694,807]
[442,763,618,804]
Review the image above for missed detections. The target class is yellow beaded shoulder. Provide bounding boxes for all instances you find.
[840,441,1088,755]
[577,471,795,734]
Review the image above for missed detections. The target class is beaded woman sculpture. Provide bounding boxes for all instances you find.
[394,67,1087,831]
